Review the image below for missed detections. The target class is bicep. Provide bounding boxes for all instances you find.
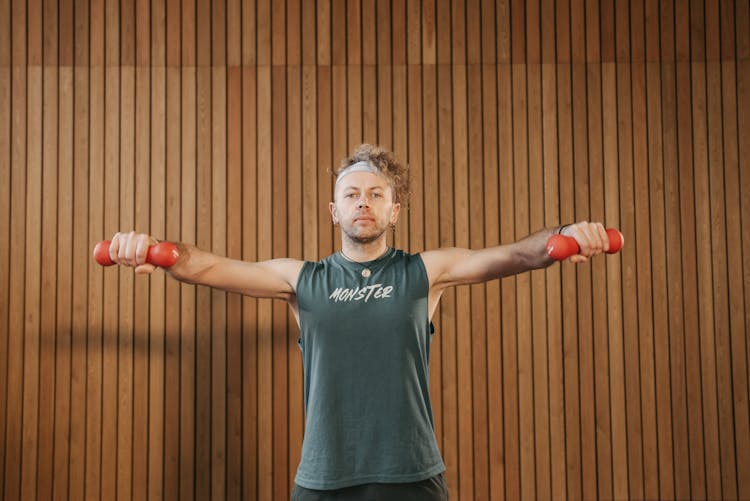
[421,246,517,289]
[186,257,304,300]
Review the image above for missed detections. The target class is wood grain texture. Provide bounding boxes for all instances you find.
[0,2,746,499]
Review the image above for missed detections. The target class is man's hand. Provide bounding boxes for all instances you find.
[559,221,617,263]
[107,231,159,275]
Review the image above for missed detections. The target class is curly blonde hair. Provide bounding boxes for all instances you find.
[334,144,410,206]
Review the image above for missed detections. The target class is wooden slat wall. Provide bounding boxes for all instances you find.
[1,1,749,500]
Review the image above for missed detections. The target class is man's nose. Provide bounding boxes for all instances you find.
[357,195,370,207]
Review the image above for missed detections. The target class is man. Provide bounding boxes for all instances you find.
[108,144,616,500]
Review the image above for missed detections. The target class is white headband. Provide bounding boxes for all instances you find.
[335,161,388,186]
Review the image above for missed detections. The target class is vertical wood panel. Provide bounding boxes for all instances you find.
[37,0,59,496]
[178,7,197,501]
[149,0,167,493]
[21,40,41,501]
[54,61,73,501]
[660,4,692,497]
[256,31,273,496]
[707,48,738,500]
[241,62,259,501]
[179,63,197,501]
[211,0,228,492]
[132,2,151,492]
[480,1,503,498]
[195,63,212,501]
[271,59,289,501]
[648,32,674,501]
[513,49,535,501]
[451,3,474,499]
[722,8,750,499]
[70,0,91,495]
[376,0,392,147]
[738,12,750,469]
[602,59,628,501]
[163,2,181,498]
[164,65,181,501]
[101,44,120,501]
[4,1,26,500]
[693,50,724,501]
[86,0,105,492]
[286,0,304,489]
[226,62,243,501]
[540,4,565,501]
[436,52,458,501]
[194,4,214,498]
[574,51,597,501]
[498,3,518,497]
[542,63,566,501]
[392,0,408,249]
[1,2,748,500]
[423,58,442,462]
[225,16,243,499]
[585,3,607,498]
[724,5,750,498]
[0,45,8,501]
[209,2,227,499]
[632,1,659,497]
[117,52,135,499]
[116,3,136,500]
[616,4,644,500]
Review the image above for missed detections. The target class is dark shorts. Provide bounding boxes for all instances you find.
[291,473,449,501]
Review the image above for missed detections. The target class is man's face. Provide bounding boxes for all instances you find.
[329,171,401,244]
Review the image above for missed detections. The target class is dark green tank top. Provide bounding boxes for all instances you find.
[294,248,445,490]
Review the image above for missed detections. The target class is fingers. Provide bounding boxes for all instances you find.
[134,235,152,266]
[122,232,139,266]
[598,224,610,252]
[108,231,158,273]
[134,263,157,275]
[108,232,123,264]
[563,221,610,261]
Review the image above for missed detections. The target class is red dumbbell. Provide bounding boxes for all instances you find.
[93,240,180,268]
[546,228,623,261]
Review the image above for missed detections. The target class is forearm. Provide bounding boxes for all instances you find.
[164,242,223,285]
[425,221,608,289]
[507,225,564,273]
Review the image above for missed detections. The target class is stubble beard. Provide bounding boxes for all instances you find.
[341,222,388,245]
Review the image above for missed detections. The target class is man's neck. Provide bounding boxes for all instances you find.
[340,235,389,262]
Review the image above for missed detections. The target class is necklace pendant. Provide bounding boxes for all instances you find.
[361,269,371,278]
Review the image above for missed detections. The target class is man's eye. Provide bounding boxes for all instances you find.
[346,193,356,198]
[372,193,382,198]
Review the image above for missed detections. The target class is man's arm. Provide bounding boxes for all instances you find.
[107,231,303,301]
[421,221,613,291]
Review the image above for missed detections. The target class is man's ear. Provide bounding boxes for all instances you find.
[329,201,338,224]
[390,202,401,224]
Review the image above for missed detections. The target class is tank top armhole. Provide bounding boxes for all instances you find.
[295,261,316,308]
[413,253,431,298]
[413,253,434,336]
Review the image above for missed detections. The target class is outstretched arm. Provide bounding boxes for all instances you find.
[106,231,303,301]
[421,221,618,291]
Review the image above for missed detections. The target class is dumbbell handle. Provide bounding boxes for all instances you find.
[546,228,623,261]
[93,240,180,268]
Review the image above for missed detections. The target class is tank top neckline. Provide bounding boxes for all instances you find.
[332,246,397,272]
